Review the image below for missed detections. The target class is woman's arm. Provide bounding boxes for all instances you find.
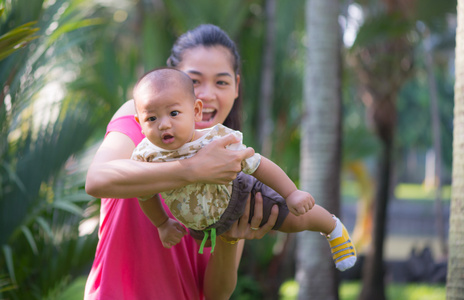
[85,101,255,199]
[203,238,244,300]
[85,131,198,198]
[203,193,278,299]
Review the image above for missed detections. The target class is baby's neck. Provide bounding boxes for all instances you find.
[190,129,205,142]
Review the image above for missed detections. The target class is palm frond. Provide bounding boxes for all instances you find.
[0,21,39,60]
[1,245,16,284]
[0,0,107,298]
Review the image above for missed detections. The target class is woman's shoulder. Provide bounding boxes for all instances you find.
[111,99,136,121]
[106,100,144,145]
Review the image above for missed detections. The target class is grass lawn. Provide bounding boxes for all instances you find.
[342,180,451,203]
[63,277,446,299]
[279,280,446,300]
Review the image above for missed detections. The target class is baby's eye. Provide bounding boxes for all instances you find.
[148,116,157,121]
[171,111,179,117]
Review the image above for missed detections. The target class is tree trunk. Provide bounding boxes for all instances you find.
[297,0,341,299]
[446,0,464,298]
[423,30,447,258]
[359,133,393,300]
[257,0,276,157]
[353,4,414,300]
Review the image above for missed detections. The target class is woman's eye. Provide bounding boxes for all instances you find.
[217,80,229,86]
[148,116,157,121]
[171,111,179,117]
[191,79,199,85]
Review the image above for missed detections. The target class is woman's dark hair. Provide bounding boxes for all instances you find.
[167,24,242,130]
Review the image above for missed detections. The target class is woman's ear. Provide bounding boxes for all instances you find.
[194,99,203,122]
[235,74,240,99]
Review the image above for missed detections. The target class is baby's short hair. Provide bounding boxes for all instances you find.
[133,67,195,101]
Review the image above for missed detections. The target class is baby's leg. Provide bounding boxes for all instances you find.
[279,204,335,234]
[279,206,357,272]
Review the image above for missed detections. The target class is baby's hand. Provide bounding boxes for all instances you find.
[286,190,315,216]
[157,218,187,248]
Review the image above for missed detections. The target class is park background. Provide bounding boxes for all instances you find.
[0,0,461,299]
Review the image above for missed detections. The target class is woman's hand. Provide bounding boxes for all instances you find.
[222,192,279,240]
[189,134,255,185]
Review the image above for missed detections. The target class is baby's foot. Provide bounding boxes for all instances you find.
[325,216,356,271]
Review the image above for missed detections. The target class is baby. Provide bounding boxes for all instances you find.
[131,67,356,271]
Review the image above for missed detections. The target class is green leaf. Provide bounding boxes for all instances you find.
[0,274,17,293]
[2,245,16,284]
[46,18,103,46]
[0,21,38,41]
[51,201,83,216]
[20,226,38,255]
[350,13,413,50]
[0,21,40,60]
[0,162,27,196]
[57,191,93,203]
[35,216,54,241]
[0,28,39,49]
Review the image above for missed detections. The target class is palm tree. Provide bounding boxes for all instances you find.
[257,0,276,157]
[446,0,464,297]
[421,25,448,258]
[0,0,116,297]
[352,9,414,298]
[296,0,342,299]
[348,1,456,298]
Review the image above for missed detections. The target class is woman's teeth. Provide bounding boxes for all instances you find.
[202,108,216,121]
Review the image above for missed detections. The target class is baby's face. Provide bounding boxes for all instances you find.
[135,86,202,150]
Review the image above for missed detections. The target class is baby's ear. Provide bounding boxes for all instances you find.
[194,99,203,122]
[134,114,140,124]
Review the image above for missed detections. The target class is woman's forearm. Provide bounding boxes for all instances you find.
[85,130,254,200]
[203,239,244,300]
[85,158,195,199]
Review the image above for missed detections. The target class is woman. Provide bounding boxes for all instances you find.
[84,24,279,300]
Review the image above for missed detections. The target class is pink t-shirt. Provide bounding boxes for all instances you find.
[84,115,211,300]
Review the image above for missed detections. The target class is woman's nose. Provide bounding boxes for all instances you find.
[196,84,215,102]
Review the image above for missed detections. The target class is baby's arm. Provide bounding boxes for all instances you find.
[138,195,187,248]
[252,157,315,216]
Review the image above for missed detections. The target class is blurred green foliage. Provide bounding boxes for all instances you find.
[280,280,446,300]
[0,0,457,298]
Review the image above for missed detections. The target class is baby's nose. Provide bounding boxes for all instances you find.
[158,117,171,129]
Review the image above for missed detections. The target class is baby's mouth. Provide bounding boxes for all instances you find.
[162,133,174,143]
[202,108,216,122]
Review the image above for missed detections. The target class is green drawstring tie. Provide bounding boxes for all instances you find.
[198,228,217,254]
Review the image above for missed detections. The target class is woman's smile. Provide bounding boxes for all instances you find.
[202,107,216,122]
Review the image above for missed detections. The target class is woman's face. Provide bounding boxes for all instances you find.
[177,46,240,129]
